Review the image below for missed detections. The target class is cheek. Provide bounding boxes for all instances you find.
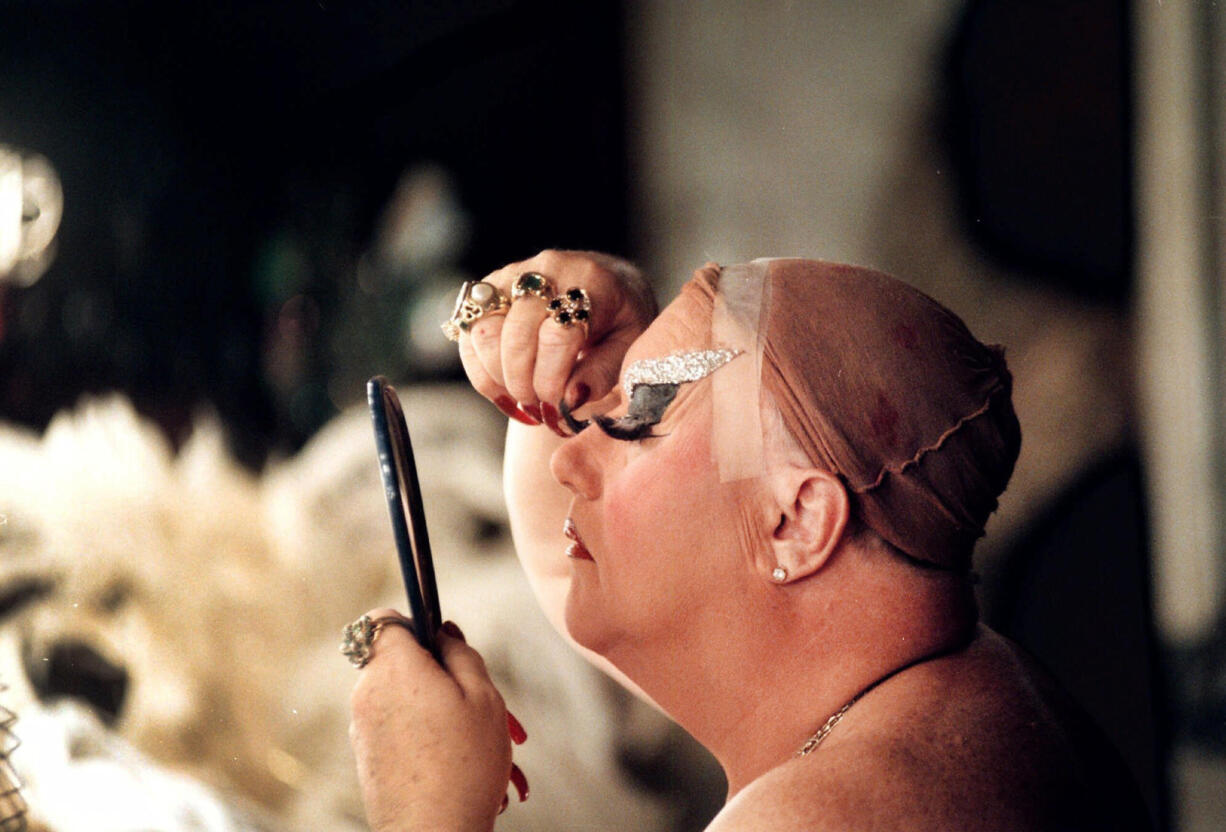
[603,428,718,563]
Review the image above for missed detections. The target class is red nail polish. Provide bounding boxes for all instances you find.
[510,763,530,802]
[441,620,466,642]
[521,402,542,422]
[507,711,528,744]
[540,402,569,438]
[499,793,509,815]
[495,396,539,425]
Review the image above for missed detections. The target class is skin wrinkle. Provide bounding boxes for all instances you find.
[733,487,766,586]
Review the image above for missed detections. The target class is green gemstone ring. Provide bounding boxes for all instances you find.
[511,271,556,302]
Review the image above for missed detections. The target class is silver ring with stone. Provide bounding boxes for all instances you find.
[547,286,592,331]
[340,613,414,668]
[442,280,510,342]
[510,271,555,303]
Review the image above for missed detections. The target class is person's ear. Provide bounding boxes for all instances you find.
[763,469,849,583]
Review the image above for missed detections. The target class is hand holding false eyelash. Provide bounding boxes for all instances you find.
[456,250,657,437]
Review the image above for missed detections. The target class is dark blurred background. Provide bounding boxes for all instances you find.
[0,0,629,465]
[2,1,1223,830]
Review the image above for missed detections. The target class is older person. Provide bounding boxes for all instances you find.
[348,250,1150,831]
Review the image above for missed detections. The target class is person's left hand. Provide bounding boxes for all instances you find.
[349,611,526,832]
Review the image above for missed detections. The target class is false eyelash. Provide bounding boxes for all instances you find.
[593,415,660,441]
[558,401,661,442]
[559,400,589,435]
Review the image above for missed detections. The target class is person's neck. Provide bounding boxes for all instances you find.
[616,557,978,798]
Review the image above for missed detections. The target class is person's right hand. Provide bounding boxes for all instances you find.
[458,250,656,436]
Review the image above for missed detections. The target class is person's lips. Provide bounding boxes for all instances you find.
[563,517,594,561]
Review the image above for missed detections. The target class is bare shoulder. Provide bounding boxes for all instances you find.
[708,628,1151,832]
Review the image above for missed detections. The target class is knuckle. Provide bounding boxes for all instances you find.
[482,687,507,715]
[485,262,515,282]
[468,321,502,351]
[530,248,576,277]
[537,323,580,351]
[493,263,525,289]
[579,259,606,282]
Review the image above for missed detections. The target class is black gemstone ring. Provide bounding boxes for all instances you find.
[548,286,591,330]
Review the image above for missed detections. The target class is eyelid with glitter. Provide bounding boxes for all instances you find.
[560,348,743,442]
[621,348,742,399]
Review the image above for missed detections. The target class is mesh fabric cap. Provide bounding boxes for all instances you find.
[685,259,1020,570]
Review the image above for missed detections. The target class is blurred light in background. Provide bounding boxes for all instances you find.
[1134,0,1224,646]
[323,163,472,418]
[0,145,61,288]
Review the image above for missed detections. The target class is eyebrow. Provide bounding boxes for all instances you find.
[620,348,742,399]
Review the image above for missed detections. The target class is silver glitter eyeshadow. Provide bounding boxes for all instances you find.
[622,348,742,398]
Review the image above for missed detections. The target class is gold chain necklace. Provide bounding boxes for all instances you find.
[794,647,958,757]
[795,693,861,756]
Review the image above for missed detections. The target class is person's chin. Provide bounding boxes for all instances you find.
[563,584,616,656]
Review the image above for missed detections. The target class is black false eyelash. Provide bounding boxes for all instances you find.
[592,414,660,441]
[559,399,589,435]
[558,401,663,441]
[559,383,679,442]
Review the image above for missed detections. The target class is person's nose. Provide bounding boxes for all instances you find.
[549,428,603,501]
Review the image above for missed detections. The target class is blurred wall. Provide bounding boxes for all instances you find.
[628,1,960,293]
[625,0,1176,824]
[626,0,1135,584]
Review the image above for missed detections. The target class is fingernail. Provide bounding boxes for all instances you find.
[569,382,590,410]
[441,620,466,642]
[495,396,539,426]
[507,711,528,744]
[521,402,542,422]
[540,402,569,438]
[499,793,509,815]
[510,762,530,802]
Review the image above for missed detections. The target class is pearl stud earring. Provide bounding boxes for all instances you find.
[771,566,788,582]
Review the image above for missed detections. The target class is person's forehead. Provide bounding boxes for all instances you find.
[621,289,712,372]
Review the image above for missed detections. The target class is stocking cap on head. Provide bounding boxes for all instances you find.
[685,258,1020,570]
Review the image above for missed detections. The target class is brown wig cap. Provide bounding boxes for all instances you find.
[683,259,1021,570]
